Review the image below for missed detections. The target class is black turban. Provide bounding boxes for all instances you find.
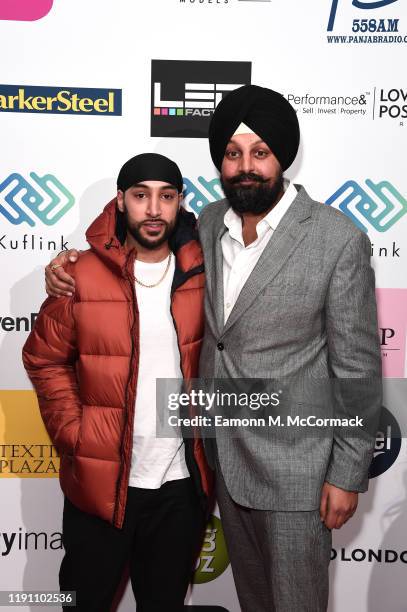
[208,85,300,172]
[117,153,183,193]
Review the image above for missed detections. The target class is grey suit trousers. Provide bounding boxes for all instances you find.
[216,459,332,612]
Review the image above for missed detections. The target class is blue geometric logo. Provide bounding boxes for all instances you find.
[183,176,224,215]
[326,179,407,233]
[328,0,398,31]
[0,173,74,227]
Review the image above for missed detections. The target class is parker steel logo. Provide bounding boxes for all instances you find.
[151,60,251,138]
[326,179,407,233]
[0,0,53,21]
[0,172,74,227]
[0,85,122,116]
[326,0,406,44]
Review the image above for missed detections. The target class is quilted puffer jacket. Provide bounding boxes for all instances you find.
[22,199,213,528]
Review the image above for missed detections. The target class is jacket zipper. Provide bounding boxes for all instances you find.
[113,253,139,527]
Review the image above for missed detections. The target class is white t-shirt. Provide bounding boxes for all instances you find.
[128,255,189,488]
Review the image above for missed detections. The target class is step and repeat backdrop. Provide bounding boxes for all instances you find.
[1,0,406,610]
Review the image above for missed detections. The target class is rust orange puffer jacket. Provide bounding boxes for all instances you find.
[22,200,213,528]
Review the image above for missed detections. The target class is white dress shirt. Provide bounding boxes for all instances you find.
[221,180,298,324]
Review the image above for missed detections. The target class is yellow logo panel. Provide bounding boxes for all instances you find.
[0,390,59,478]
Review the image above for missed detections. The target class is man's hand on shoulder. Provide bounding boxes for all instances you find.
[319,482,358,530]
[45,249,80,297]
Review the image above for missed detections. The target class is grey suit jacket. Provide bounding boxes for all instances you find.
[197,184,382,511]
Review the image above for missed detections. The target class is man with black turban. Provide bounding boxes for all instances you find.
[196,84,381,611]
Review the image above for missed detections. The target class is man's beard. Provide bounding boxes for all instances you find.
[221,171,284,215]
[124,208,177,250]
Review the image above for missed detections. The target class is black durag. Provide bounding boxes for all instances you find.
[208,85,300,172]
[117,153,183,193]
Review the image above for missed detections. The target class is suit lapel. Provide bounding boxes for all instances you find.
[212,222,227,334]
[222,187,312,336]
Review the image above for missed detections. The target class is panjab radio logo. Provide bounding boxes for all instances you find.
[0,0,53,21]
[325,179,407,233]
[326,0,405,44]
[0,85,122,116]
[0,172,74,227]
[151,60,251,138]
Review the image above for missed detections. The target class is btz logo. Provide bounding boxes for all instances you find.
[328,0,398,31]
[0,173,75,227]
[326,179,407,233]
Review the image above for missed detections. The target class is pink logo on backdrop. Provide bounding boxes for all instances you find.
[0,0,53,21]
[376,288,407,377]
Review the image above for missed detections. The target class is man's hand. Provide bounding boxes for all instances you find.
[45,249,79,297]
[319,482,358,529]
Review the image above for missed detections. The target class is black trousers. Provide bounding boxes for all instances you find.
[59,478,205,612]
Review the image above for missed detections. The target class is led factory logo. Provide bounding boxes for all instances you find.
[326,179,407,233]
[151,60,251,138]
[0,173,74,227]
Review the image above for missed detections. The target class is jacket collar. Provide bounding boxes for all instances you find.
[85,198,204,278]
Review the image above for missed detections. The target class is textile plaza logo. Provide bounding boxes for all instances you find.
[0,391,60,478]
[0,85,122,115]
[151,60,251,137]
[193,515,230,583]
[0,172,74,227]
[325,179,407,233]
[0,0,53,21]
[326,0,406,44]
[369,406,401,478]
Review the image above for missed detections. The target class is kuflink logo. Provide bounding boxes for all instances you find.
[0,173,74,227]
[326,179,407,233]
[0,0,53,21]
[328,0,398,31]
[183,176,223,215]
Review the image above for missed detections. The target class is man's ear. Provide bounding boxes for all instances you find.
[117,189,125,212]
[178,192,183,208]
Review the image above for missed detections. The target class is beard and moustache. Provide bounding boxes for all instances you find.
[120,206,177,250]
[221,170,284,215]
